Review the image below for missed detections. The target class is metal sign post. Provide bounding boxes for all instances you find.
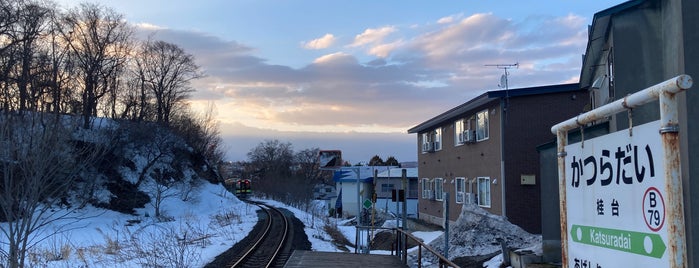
[551,75,692,268]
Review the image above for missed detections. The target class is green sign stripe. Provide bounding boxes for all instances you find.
[570,224,666,258]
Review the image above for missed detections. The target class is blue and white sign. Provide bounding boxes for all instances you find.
[565,120,668,267]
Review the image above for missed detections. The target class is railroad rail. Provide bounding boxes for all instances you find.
[231,202,290,267]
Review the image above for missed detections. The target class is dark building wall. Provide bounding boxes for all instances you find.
[417,100,503,225]
[538,122,610,263]
[576,0,699,265]
[611,1,663,129]
[537,142,561,263]
[680,0,699,266]
[606,1,699,265]
[503,89,587,234]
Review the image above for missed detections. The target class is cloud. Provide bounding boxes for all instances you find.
[437,14,460,24]
[368,40,403,58]
[312,52,356,65]
[349,26,397,48]
[132,12,591,161]
[134,22,165,30]
[302,33,336,49]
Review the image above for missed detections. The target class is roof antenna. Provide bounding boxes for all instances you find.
[484,63,518,90]
[485,63,518,115]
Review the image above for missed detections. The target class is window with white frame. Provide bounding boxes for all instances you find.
[421,178,431,199]
[434,128,442,151]
[477,177,491,207]
[434,178,444,201]
[422,128,443,152]
[455,119,465,145]
[476,110,489,141]
[455,177,465,204]
[421,133,431,153]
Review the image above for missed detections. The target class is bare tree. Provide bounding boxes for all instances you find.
[43,5,74,115]
[295,148,322,181]
[0,113,103,268]
[0,0,23,55]
[247,139,294,179]
[148,168,181,220]
[60,3,131,128]
[12,0,51,112]
[125,124,177,187]
[120,54,154,121]
[137,40,201,125]
[0,0,24,111]
[0,0,70,115]
[197,103,225,166]
[168,103,225,183]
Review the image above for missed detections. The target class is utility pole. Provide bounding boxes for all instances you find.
[485,63,517,220]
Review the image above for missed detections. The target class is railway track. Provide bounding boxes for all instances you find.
[206,201,293,268]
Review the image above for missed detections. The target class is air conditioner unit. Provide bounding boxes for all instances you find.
[457,132,465,144]
[423,142,435,152]
[464,130,476,143]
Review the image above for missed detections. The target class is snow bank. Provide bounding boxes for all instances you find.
[429,203,541,262]
[0,182,258,268]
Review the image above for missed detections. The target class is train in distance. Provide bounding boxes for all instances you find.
[225,177,252,197]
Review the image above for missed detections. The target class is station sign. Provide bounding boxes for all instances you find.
[565,120,668,267]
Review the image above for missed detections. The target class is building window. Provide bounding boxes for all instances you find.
[421,133,431,153]
[421,178,431,199]
[434,178,444,201]
[434,128,442,151]
[455,119,465,145]
[476,110,489,141]
[381,183,394,193]
[477,177,491,207]
[422,128,442,152]
[458,117,475,144]
[455,177,465,204]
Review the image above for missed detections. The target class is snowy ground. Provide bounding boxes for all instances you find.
[0,182,261,267]
[0,182,533,267]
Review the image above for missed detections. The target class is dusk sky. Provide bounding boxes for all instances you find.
[59,0,628,164]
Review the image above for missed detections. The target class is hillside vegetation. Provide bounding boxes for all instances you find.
[0,112,225,268]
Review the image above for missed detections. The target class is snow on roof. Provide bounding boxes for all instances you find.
[333,166,418,182]
[332,166,375,182]
[375,167,418,178]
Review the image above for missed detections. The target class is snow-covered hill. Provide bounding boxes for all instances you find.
[1,117,538,268]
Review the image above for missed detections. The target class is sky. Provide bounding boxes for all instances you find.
[58,0,628,164]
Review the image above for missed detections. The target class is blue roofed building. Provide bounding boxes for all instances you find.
[332,166,376,219]
[374,167,419,217]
